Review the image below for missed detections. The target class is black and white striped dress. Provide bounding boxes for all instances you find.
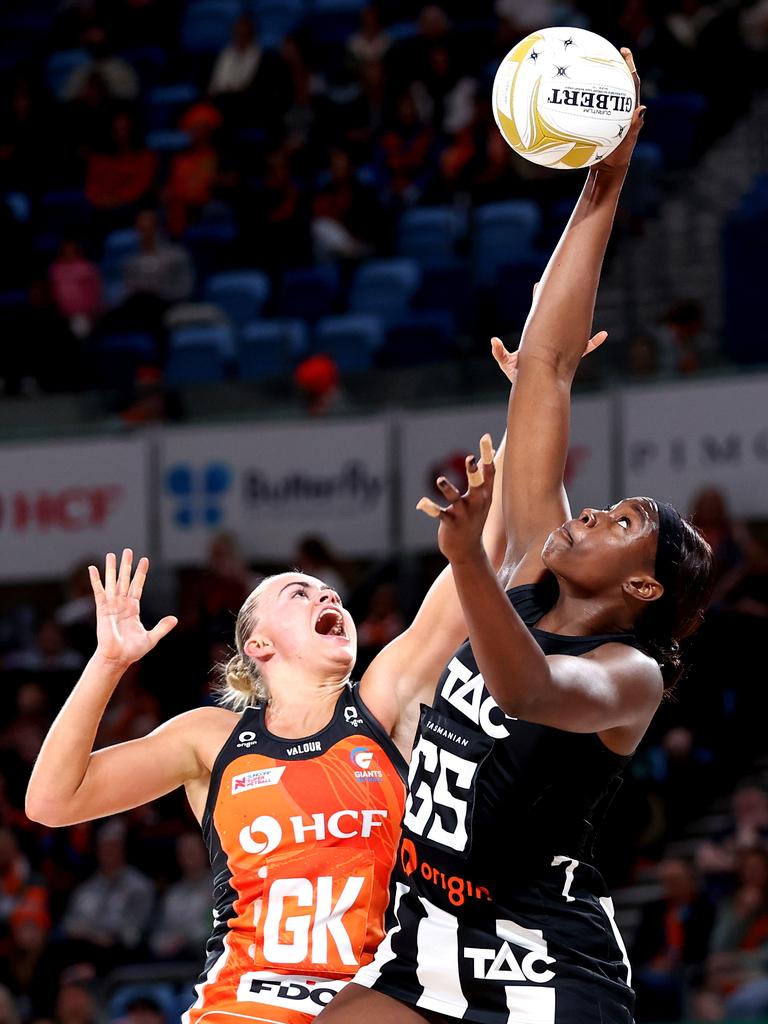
[354,582,639,1024]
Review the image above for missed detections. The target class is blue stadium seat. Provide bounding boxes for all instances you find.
[379,312,456,368]
[166,345,227,386]
[46,49,89,99]
[238,320,307,379]
[277,266,339,322]
[412,260,473,329]
[39,189,91,233]
[398,206,462,267]
[204,270,271,327]
[349,259,421,324]
[181,0,241,54]
[472,200,541,286]
[145,82,199,130]
[170,323,235,358]
[102,228,140,267]
[315,314,383,372]
[251,0,304,47]
[146,129,191,154]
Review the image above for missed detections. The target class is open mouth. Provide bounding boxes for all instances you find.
[560,524,573,544]
[314,608,348,638]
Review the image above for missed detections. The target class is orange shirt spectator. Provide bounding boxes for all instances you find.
[85,113,157,211]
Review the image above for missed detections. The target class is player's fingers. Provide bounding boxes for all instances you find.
[149,615,178,647]
[104,552,117,597]
[479,433,495,465]
[584,330,608,356]
[416,497,444,518]
[117,548,133,596]
[88,565,107,604]
[466,455,484,489]
[620,46,640,102]
[490,336,512,365]
[436,476,462,503]
[128,556,149,600]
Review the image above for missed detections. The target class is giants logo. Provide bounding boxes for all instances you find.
[240,809,388,855]
[440,657,514,738]
[350,747,383,783]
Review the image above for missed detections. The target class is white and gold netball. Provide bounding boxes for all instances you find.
[492,27,635,170]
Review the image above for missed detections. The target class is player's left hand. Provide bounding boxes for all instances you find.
[416,434,496,564]
[491,328,607,386]
[595,47,645,174]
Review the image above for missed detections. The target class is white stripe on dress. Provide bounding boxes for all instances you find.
[415,895,469,1017]
[353,881,409,988]
[599,895,632,988]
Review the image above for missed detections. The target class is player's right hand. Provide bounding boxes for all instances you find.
[89,549,177,668]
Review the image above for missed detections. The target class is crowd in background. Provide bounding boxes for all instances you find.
[0,483,768,1022]
[0,0,766,410]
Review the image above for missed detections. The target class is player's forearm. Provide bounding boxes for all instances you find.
[451,551,551,715]
[25,653,126,823]
[518,164,627,381]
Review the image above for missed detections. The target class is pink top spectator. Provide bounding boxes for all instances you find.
[49,242,103,320]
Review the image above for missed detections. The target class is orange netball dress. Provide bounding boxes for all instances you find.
[184,684,406,1024]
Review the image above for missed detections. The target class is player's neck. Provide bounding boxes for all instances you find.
[264,671,348,739]
[536,590,633,637]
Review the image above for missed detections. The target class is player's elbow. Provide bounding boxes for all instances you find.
[25,790,70,827]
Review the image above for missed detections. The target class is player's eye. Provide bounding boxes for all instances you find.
[617,516,630,530]
[292,587,309,598]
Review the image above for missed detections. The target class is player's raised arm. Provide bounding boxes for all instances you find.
[501,49,644,572]
[25,551,216,827]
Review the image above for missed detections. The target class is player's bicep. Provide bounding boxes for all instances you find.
[502,363,572,564]
[44,713,204,825]
[521,647,661,735]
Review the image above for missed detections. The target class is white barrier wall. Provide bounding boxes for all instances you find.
[0,373,766,580]
[399,395,614,551]
[0,437,148,583]
[159,418,391,564]
[622,374,768,517]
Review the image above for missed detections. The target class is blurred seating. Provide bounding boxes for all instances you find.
[204,270,271,327]
[315,314,383,372]
[165,345,227,386]
[238,319,307,379]
[642,92,708,171]
[145,83,200,131]
[398,206,462,267]
[379,311,456,368]
[472,200,541,286]
[46,49,89,99]
[349,259,421,325]
[277,266,339,322]
[181,0,242,54]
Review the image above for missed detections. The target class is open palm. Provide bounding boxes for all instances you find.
[89,550,177,667]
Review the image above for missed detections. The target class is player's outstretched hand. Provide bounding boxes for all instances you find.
[491,328,608,386]
[416,434,496,564]
[89,550,177,668]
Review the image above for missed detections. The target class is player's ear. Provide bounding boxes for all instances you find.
[244,634,274,663]
[622,575,663,604]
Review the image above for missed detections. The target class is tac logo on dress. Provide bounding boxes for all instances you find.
[350,747,384,783]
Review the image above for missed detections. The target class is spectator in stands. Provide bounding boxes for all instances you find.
[118,995,165,1024]
[3,620,85,674]
[0,78,53,198]
[179,532,254,647]
[48,240,103,338]
[164,102,223,237]
[55,562,98,657]
[688,486,748,596]
[61,70,115,153]
[632,857,715,1021]
[84,112,158,231]
[0,902,52,1019]
[698,784,768,882]
[379,91,435,203]
[710,847,768,954]
[59,820,154,971]
[347,6,392,66]
[62,26,140,102]
[391,5,456,92]
[652,299,706,376]
[95,662,161,747]
[123,209,194,306]
[357,583,405,652]
[52,976,98,1024]
[312,148,381,263]
[149,832,212,960]
[0,828,50,963]
[239,147,311,272]
[208,15,264,99]
[293,354,348,416]
[1,280,83,396]
[410,44,478,136]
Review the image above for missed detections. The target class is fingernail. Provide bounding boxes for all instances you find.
[469,457,477,468]
[437,476,447,486]
[639,107,646,119]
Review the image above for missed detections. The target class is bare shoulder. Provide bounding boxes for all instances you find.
[586,643,664,753]
[157,705,241,771]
